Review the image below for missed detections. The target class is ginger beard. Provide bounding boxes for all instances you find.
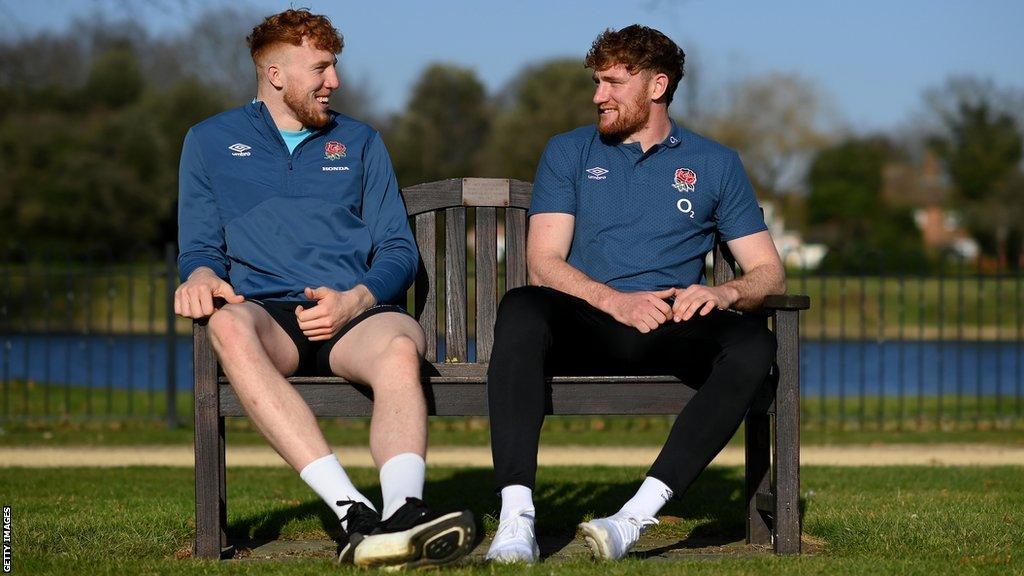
[283,82,331,129]
[597,85,651,140]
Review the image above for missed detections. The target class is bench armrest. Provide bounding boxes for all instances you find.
[762,294,810,311]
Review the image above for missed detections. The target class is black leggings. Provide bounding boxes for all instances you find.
[487,285,776,497]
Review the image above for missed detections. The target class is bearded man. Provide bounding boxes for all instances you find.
[175,9,474,569]
[485,25,786,563]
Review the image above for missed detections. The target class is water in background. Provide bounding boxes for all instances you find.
[0,334,1020,397]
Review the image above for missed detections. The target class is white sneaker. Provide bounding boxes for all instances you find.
[579,512,658,560]
[485,508,540,564]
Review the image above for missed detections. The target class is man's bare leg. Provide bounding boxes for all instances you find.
[328,312,427,520]
[207,301,377,537]
[329,312,475,569]
[207,302,331,470]
[327,312,428,466]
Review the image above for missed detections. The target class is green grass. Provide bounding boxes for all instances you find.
[6,465,1023,574]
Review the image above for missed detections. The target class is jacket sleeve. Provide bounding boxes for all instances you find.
[177,128,229,282]
[359,132,418,304]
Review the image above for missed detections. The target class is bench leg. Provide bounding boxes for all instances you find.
[218,417,228,548]
[773,310,801,554]
[745,408,772,546]
[193,322,225,559]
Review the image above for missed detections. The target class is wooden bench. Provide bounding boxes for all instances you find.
[192,177,810,559]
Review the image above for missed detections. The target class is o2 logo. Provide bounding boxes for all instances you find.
[676,198,694,218]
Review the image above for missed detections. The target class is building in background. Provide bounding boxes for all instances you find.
[762,201,828,270]
[883,151,979,260]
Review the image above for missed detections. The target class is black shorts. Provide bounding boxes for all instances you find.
[252,300,409,376]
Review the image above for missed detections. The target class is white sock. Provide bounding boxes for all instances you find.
[379,452,426,520]
[618,476,673,519]
[499,485,535,522]
[299,453,376,529]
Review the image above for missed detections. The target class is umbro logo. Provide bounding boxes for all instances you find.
[228,143,252,157]
[586,166,609,180]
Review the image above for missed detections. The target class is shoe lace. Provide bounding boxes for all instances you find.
[616,514,658,541]
[335,499,366,527]
[496,508,535,539]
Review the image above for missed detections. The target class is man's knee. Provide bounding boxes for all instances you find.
[494,286,559,338]
[207,304,258,352]
[365,334,422,387]
[382,333,421,362]
[723,323,776,381]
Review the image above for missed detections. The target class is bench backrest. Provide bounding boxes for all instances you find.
[402,178,737,365]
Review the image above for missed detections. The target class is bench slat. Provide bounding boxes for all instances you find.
[403,178,530,215]
[505,208,527,290]
[219,379,695,417]
[414,212,438,362]
[403,180,462,216]
[217,371,685,383]
[713,235,735,285]
[475,208,498,362]
[444,207,468,362]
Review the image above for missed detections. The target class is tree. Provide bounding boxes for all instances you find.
[0,17,232,259]
[83,43,144,109]
[388,64,490,186]
[806,137,928,272]
[168,6,262,102]
[481,59,595,181]
[924,76,1024,266]
[962,168,1024,268]
[701,72,834,198]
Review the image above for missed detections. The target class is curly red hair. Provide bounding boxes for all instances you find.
[247,8,343,65]
[585,25,685,105]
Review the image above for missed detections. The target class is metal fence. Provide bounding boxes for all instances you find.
[0,246,183,426]
[0,247,1021,432]
[791,263,1022,432]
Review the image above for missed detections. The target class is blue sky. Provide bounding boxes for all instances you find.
[3,0,1022,131]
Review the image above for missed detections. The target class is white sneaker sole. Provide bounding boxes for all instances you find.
[354,510,476,569]
[578,521,616,560]
[485,540,540,564]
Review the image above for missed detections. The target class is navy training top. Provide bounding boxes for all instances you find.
[177,101,417,303]
[530,121,767,292]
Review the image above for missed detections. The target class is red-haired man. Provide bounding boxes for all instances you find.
[486,25,786,562]
[175,9,475,569]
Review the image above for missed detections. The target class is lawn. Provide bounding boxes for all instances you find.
[6,466,1022,574]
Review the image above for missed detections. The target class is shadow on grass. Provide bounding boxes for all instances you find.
[223,465,796,559]
[227,500,343,553]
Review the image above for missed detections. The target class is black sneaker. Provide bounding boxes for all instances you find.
[353,497,477,569]
[336,500,381,564]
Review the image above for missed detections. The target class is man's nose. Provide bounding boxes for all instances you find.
[325,67,340,90]
[593,84,608,105]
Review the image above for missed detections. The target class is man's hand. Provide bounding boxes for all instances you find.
[295,285,376,341]
[174,267,244,319]
[600,288,675,333]
[670,284,738,322]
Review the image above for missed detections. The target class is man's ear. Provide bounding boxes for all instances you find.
[267,63,285,89]
[649,72,669,102]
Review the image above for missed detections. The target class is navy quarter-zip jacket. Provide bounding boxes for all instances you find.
[177,102,417,303]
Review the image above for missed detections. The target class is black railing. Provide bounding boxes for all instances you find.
[0,246,184,427]
[0,248,1020,433]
